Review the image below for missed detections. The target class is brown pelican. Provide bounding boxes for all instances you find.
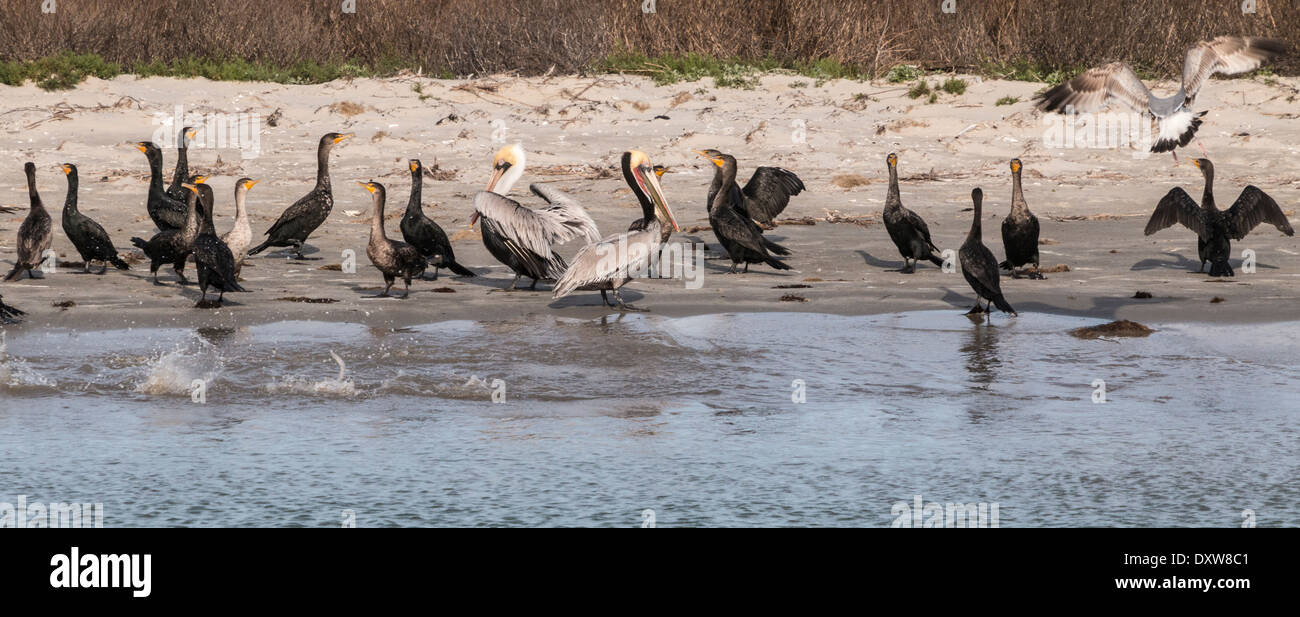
[553,150,679,310]
[470,144,601,290]
[1144,158,1293,276]
[959,188,1016,317]
[702,153,805,225]
[1036,36,1285,158]
[694,150,791,273]
[5,163,53,282]
[999,158,1042,279]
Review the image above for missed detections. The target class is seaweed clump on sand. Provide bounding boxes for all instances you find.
[1070,320,1154,339]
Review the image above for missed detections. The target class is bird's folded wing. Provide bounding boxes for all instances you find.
[1036,62,1151,113]
[529,184,602,244]
[1144,187,1205,236]
[1183,36,1286,101]
[1226,186,1295,240]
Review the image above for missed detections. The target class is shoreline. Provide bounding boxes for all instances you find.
[2,73,1298,331]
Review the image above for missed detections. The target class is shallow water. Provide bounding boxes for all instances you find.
[1,311,1297,527]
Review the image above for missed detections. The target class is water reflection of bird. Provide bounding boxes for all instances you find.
[553,150,679,310]
[1144,158,1293,277]
[958,188,1017,318]
[960,322,1001,389]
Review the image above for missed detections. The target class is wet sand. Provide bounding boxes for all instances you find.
[2,72,1298,329]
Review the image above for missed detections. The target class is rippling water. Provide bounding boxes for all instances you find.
[1,311,1297,527]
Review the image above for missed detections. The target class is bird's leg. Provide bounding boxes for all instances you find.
[98,262,109,275]
[601,289,618,308]
[614,289,647,312]
[292,241,305,260]
[430,267,440,281]
[743,263,750,274]
[1171,150,1179,166]
[529,278,538,290]
[83,261,91,274]
[727,263,737,274]
[1197,140,1208,159]
[402,279,411,299]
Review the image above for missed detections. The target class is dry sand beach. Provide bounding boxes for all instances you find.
[2,72,1299,329]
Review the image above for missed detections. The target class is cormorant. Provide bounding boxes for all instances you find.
[248,132,352,259]
[400,159,474,279]
[471,144,601,290]
[959,188,1016,317]
[5,163,53,282]
[221,178,258,277]
[1144,158,1294,276]
[59,164,129,274]
[131,180,200,284]
[695,150,791,273]
[700,150,805,224]
[553,150,680,310]
[0,293,22,324]
[999,158,1042,279]
[192,182,246,306]
[882,152,944,273]
[135,141,187,231]
[1035,36,1284,158]
[165,126,197,203]
[359,181,427,298]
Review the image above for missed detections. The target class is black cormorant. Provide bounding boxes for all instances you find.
[399,159,474,279]
[131,181,200,284]
[248,132,352,259]
[959,188,1016,317]
[135,141,187,231]
[5,163,53,282]
[695,150,791,273]
[165,126,197,203]
[60,164,129,273]
[882,152,944,273]
[1144,158,1294,276]
[999,158,1042,279]
[699,149,804,224]
[192,182,246,306]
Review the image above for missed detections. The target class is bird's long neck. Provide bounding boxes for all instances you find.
[148,152,165,193]
[25,167,42,212]
[1011,169,1026,214]
[233,188,248,223]
[172,135,189,188]
[64,171,78,214]
[622,156,656,224]
[967,197,983,242]
[406,168,422,214]
[183,194,199,240]
[370,193,387,241]
[1201,169,1216,212]
[887,163,900,205]
[709,162,737,213]
[316,143,333,190]
[198,189,216,235]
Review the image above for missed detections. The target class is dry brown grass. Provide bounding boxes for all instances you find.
[0,0,1296,78]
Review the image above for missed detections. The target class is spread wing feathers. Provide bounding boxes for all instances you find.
[528,184,602,244]
[479,214,568,280]
[1035,62,1151,114]
[553,229,656,299]
[1144,187,1206,237]
[741,167,805,223]
[266,190,322,236]
[1225,186,1295,240]
[1182,36,1286,102]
